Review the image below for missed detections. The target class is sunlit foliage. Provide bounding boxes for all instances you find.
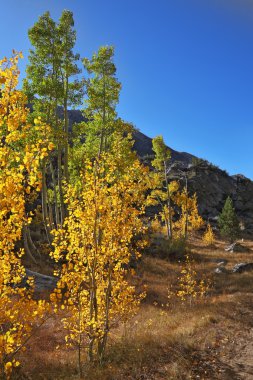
[203,223,215,246]
[0,53,51,379]
[50,151,149,374]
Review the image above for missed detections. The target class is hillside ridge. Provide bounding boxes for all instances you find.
[67,109,253,232]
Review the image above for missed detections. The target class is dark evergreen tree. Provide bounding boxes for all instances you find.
[218,196,240,242]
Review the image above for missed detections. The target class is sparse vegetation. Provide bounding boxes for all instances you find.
[6,236,253,380]
[175,254,211,306]
[1,9,253,380]
[203,223,215,246]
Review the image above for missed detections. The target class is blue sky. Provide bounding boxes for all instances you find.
[1,0,253,178]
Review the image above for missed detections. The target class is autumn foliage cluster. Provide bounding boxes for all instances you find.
[0,50,150,379]
[0,54,51,379]
[0,11,208,380]
[148,135,204,242]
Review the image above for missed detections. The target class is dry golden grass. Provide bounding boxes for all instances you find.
[12,235,253,379]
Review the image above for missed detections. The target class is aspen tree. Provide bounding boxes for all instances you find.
[0,54,52,379]
[82,46,121,157]
[148,136,203,242]
[148,135,174,239]
[25,11,83,228]
[173,190,204,239]
[51,150,148,375]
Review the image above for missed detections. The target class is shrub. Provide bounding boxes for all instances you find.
[203,223,215,246]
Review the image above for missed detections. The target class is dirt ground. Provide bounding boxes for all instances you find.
[188,237,253,379]
[14,236,253,379]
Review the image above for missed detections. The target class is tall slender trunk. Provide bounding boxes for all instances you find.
[63,77,69,182]
[99,127,105,157]
[41,160,51,244]
[0,361,6,380]
[88,198,99,362]
[99,72,106,156]
[88,269,98,362]
[26,226,41,261]
[184,178,189,240]
[98,269,112,363]
[78,341,82,379]
[48,201,55,230]
[57,146,65,226]
[49,159,60,227]
[164,161,173,240]
[77,292,83,378]
[23,225,38,264]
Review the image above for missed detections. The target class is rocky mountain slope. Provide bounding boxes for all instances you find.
[68,110,253,233]
[132,129,253,232]
[67,110,196,165]
[168,162,253,232]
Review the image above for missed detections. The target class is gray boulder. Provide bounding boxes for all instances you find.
[225,243,237,253]
[232,263,253,273]
[214,266,228,274]
[225,242,250,253]
[25,269,58,292]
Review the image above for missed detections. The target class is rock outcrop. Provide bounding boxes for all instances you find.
[67,110,253,233]
[166,161,253,233]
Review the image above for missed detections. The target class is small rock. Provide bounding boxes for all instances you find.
[217,261,227,267]
[225,243,250,253]
[214,267,228,274]
[232,263,253,273]
[225,243,237,252]
[211,258,228,265]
